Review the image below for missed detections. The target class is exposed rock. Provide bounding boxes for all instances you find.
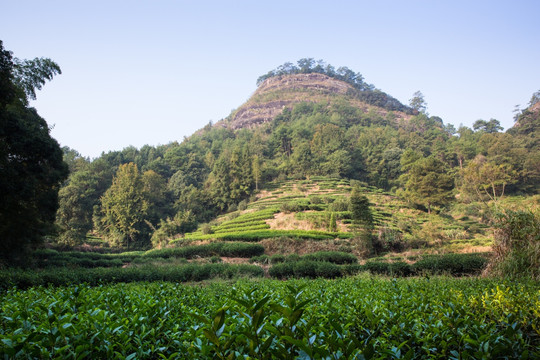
[219,73,411,130]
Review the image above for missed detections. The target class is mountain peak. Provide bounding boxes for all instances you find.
[222,72,411,130]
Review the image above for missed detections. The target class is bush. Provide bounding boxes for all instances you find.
[201,224,214,235]
[269,260,342,279]
[328,198,349,212]
[143,242,265,259]
[413,253,488,276]
[303,251,358,264]
[0,264,264,290]
[485,209,540,280]
[269,254,286,264]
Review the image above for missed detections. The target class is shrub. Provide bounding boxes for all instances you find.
[374,227,406,253]
[328,198,349,212]
[363,261,413,277]
[238,200,248,211]
[0,264,264,290]
[268,262,294,279]
[269,254,286,264]
[201,224,213,235]
[268,260,342,279]
[413,253,488,276]
[485,209,540,280]
[303,251,358,264]
[143,242,265,259]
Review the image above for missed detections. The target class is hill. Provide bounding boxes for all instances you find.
[50,59,539,260]
[224,73,412,130]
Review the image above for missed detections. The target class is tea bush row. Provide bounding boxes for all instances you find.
[251,251,358,266]
[180,229,354,242]
[1,277,538,358]
[143,242,265,259]
[214,223,270,234]
[0,264,264,290]
[267,253,489,279]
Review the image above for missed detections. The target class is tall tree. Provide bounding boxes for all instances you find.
[473,119,503,133]
[400,156,454,213]
[350,186,374,229]
[100,163,149,249]
[0,41,68,263]
[252,154,261,191]
[409,91,427,114]
[461,155,516,204]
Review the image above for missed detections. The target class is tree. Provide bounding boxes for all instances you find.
[252,154,261,190]
[473,119,503,133]
[0,41,68,263]
[100,163,149,249]
[400,156,454,213]
[409,91,427,114]
[56,167,98,245]
[461,155,516,204]
[349,186,374,229]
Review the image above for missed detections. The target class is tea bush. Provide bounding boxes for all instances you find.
[1,277,537,358]
[302,251,358,264]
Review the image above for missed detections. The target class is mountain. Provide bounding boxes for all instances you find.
[223,73,412,130]
[55,60,539,252]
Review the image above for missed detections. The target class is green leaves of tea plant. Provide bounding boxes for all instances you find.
[1,278,539,359]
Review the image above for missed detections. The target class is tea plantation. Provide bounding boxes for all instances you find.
[1,277,539,359]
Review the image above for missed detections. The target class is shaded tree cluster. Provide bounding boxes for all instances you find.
[0,41,68,263]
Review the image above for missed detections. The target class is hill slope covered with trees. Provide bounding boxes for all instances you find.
[50,59,540,253]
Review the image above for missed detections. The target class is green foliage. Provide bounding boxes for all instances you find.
[328,212,337,232]
[269,260,342,279]
[0,278,538,358]
[413,253,489,276]
[302,251,357,264]
[143,242,265,259]
[350,186,374,228]
[180,229,353,243]
[151,211,196,248]
[0,41,68,264]
[99,163,149,249]
[0,264,263,290]
[399,156,454,213]
[486,209,540,280]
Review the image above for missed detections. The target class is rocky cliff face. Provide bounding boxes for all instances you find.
[221,73,410,130]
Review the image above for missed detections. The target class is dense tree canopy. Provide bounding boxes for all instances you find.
[0,41,67,263]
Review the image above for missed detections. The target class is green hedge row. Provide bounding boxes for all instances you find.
[268,253,489,279]
[303,251,358,264]
[143,242,265,259]
[252,251,358,265]
[0,264,264,290]
[269,261,342,279]
[412,253,489,276]
[181,230,354,242]
[214,224,270,234]
[32,249,139,268]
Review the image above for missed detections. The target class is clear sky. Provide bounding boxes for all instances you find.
[2,0,539,158]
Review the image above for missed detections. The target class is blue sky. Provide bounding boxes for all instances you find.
[2,0,539,158]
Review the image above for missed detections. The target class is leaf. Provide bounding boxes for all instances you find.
[125,353,137,360]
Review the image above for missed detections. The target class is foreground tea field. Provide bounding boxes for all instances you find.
[1,277,539,359]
